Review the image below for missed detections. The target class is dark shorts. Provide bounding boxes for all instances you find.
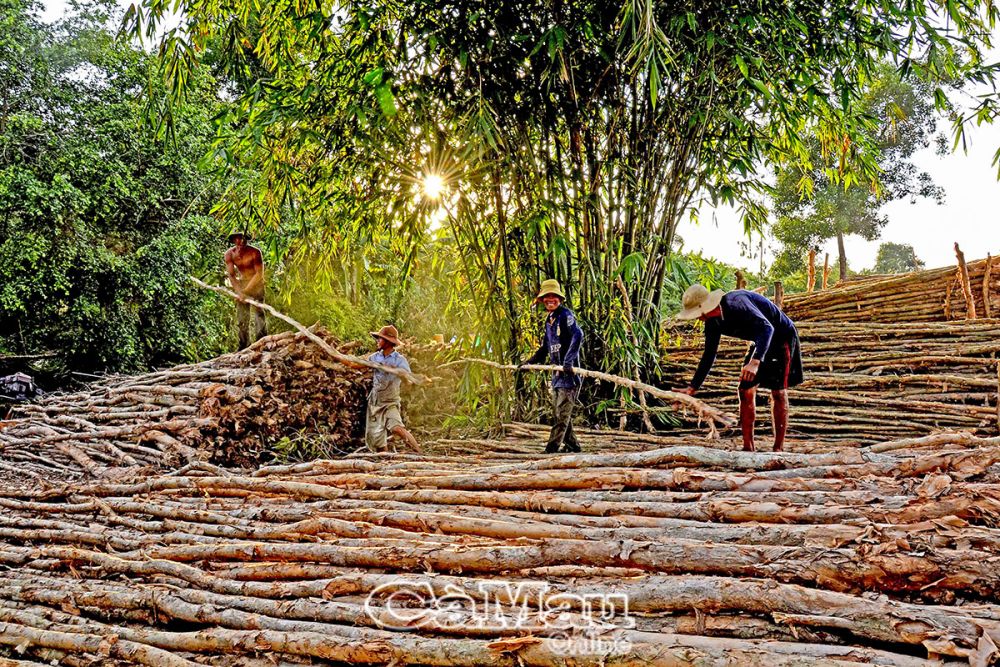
[740,332,804,391]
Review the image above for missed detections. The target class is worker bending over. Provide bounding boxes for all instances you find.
[675,285,803,452]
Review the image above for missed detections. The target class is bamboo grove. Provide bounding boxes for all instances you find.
[124,0,999,388]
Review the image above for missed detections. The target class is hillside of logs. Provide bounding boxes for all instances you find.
[3,254,1000,665]
[661,248,1000,445]
[2,429,1000,666]
[0,330,369,484]
[662,318,1000,444]
[783,248,998,323]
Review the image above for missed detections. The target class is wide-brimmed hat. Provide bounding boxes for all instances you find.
[676,284,725,320]
[371,325,401,347]
[535,279,566,302]
[227,230,251,242]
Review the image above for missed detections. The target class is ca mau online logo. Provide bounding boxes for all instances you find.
[364,579,635,655]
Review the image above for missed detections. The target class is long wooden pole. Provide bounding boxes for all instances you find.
[983,253,993,319]
[806,250,816,293]
[443,358,735,436]
[954,243,977,319]
[189,277,427,385]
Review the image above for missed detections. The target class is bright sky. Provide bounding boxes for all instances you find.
[41,0,1000,271]
[682,121,1000,271]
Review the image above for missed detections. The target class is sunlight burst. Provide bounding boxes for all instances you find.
[422,173,445,200]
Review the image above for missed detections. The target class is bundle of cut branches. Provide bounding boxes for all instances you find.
[783,254,1000,322]
[662,319,1000,444]
[0,329,368,483]
[1,433,1000,665]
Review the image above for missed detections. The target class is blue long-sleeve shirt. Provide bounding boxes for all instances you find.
[690,290,797,390]
[527,305,583,389]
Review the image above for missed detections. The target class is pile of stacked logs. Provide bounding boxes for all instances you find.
[662,320,1000,444]
[783,252,999,322]
[0,330,368,483]
[1,433,1000,665]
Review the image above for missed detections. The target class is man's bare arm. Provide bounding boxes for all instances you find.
[224,250,244,295]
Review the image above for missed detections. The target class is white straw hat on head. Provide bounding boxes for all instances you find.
[676,284,725,320]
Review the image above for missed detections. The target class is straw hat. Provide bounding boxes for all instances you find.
[227,230,251,242]
[371,325,401,347]
[676,284,725,320]
[535,279,566,302]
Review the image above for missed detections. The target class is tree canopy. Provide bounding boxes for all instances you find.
[770,61,948,280]
[0,0,229,372]
[124,0,998,389]
[5,0,994,421]
[874,241,925,274]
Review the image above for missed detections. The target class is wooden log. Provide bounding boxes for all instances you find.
[0,573,959,667]
[773,281,784,309]
[822,253,831,289]
[444,358,734,434]
[23,528,994,600]
[0,618,196,667]
[956,243,978,319]
[807,250,816,293]
[219,569,997,655]
[984,253,993,318]
[0,604,934,667]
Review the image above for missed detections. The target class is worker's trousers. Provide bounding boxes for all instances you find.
[546,387,580,453]
[237,299,267,350]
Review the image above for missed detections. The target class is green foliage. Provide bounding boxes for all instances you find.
[873,242,925,274]
[0,0,229,372]
[770,62,948,279]
[125,0,999,424]
[271,432,355,463]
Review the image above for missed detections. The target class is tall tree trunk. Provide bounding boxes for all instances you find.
[837,231,848,281]
[492,169,520,363]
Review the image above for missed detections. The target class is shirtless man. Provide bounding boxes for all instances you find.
[224,232,267,350]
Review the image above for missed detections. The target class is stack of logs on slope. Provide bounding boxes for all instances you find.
[783,253,1000,322]
[662,319,1000,444]
[2,433,1000,665]
[0,330,368,483]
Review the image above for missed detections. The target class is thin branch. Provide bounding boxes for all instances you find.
[443,357,734,436]
[189,277,427,385]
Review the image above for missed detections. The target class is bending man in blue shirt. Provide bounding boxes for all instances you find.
[520,279,584,454]
[675,285,803,452]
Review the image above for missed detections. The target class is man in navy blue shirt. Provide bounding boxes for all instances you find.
[675,285,803,452]
[521,279,584,453]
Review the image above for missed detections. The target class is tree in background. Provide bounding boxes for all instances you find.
[874,242,925,274]
[770,62,947,281]
[0,0,229,373]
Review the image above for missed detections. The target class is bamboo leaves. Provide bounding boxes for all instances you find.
[121,0,1000,407]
